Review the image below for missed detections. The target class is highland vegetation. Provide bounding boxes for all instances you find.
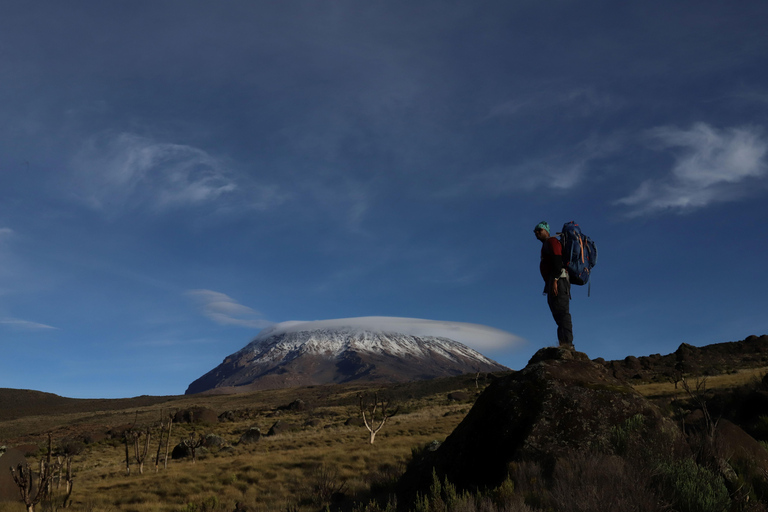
[2,335,768,512]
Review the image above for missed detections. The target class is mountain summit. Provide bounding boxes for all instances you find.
[185,317,513,394]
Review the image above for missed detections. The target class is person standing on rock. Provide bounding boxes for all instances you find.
[534,221,573,348]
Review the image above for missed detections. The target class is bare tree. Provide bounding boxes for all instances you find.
[181,432,205,463]
[164,413,174,469]
[61,455,74,508]
[132,427,151,475]
[10,434,60,512]
[123,431,132,476]
[359,392,398,444]
[154,411,175,472]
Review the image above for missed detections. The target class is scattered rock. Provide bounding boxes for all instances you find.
[238,427,262,445]
[345,417,365,427]
[278,399,306,411]
[623,355,641,370]
[203,434,228,448]
[107,424,133,440]
[267,420,296,436]
[447,391,471,402]
[174,407,218,425]
[171,442,192,459]
[233,501,252,512]
[219,410,237,422]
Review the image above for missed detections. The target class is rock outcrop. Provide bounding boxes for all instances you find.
[400,347,676,493]
[398,346,768,508]
[600,334,768,383]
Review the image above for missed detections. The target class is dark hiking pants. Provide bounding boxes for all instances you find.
[547,278,573,346]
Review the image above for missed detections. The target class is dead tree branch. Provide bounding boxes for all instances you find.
[181,432,205,463]
[359,392,399,444]
[10,434,60,512]
[133,427,151,475]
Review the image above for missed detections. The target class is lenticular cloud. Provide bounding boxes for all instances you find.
[254,316,525,352]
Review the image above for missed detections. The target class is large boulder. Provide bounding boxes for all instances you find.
[174,407,218,425]
[398,347,681,499]
[238,427,262,445]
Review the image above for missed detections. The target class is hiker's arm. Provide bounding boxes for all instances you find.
[546,238,564,280]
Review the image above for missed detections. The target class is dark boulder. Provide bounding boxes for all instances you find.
[345,417,365,427]
[171,442,192,459]
[277,399,306,411]
[267,420,296,436]
[399,346,679,500]
[238,427,262,445]
[203,434,228,448]
[447,391,471,402]
[174,407,218,425]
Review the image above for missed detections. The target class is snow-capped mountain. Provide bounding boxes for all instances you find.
[185,317,514,394]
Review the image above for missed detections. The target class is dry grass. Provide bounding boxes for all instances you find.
[632,366,768,398]
[4,364,760,512]
[0,380,476,512]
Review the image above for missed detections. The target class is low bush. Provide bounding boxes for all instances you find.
[653,458,730,512]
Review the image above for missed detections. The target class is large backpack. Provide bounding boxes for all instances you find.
[558,221,597,287]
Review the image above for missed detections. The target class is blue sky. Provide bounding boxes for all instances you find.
[1,1,766,398]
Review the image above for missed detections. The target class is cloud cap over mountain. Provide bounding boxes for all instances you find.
[186,316,516,394]
[253,317,526,352]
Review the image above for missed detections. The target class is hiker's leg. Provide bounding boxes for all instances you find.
[548,280,573,346]
[558,280,573,345]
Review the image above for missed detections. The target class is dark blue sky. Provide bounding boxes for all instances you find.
[1,0,767,397]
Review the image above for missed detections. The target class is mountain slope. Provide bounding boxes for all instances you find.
[186,317,512,394]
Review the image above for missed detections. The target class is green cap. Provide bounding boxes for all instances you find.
[534,221,550,233]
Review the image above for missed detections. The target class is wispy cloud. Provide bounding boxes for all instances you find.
[186,289,272,329]
[0,318,57,330]
[70,132,284,214]
[486,87,620,120]
[438,135,619,198]
[616,123,768,216]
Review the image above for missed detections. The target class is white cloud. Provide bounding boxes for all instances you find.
[437,157,586,198]
[71,132,283,214]
[439,135,618,198]
[617,123,768,216]
[0,318,57,330]
[254,316,526,352]
[186,289,272,329]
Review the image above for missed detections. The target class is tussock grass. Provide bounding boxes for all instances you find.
[633,366,768,397]
[1,379,478,512]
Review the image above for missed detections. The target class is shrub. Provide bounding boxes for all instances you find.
[654,458,730,512]
[549,452,660,512]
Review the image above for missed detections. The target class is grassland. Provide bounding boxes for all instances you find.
[0,377,482,512]
[631,366,768,398]
[2,366,766,512]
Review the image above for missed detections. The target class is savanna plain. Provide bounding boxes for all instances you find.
[1,368,766,512]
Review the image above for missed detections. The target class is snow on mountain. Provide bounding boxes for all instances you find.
[251,317,524,350]
[185,317,515,394]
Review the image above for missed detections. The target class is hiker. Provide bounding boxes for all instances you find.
[534,221,573,348]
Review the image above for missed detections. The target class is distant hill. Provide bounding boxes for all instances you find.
[0,388,174,422]
[186,317,511,394]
